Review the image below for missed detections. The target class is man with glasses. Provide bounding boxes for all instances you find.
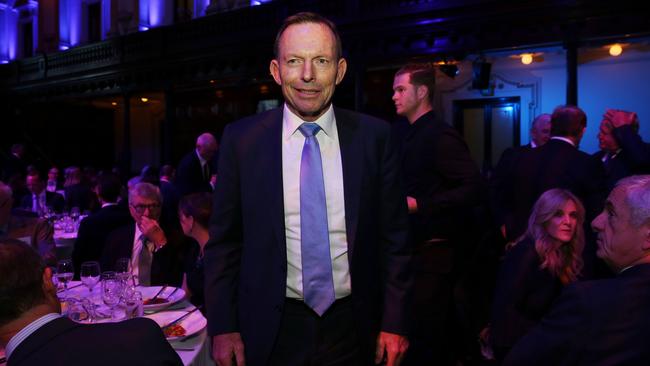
[101,182,186,286]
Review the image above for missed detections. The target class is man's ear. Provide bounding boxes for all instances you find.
[270,59,282,86]
[335,57,347,85]
[42,267,56,294]
[416,85,428,101]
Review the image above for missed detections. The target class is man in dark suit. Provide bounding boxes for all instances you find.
[205,12,412,366]
[504,175,650,365]
[175,133,218,197]
[500,105,606,242]
[63,166,98,213]
[101,182,186,287]
[20,173,65,214]
[71,173,132,278]
[159,164,181,230]
[391,64,483,365]
[594,108,650,192]
[0,239,182,366]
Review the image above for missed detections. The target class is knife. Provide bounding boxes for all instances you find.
[164,287,180,300]
[150,285,168,302]
[161,306,202,329]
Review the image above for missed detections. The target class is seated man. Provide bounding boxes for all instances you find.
[72,173,133,278]
[504,175,650,365]
[19,173,65,214]
[595,108,650,192]
[0,239,182,366]
[101,182,186,286]
[63,166,98,213]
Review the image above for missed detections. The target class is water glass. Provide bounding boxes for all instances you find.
[56,259,74,299]
[80,261,101,293]
[102,273,122,320]
[123,291,143,319]
[115,257,132,285]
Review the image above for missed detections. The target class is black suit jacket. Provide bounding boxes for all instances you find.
[504,263,650,366]
[71,204,133,278]
[204,107,412,365]
[175,150,215,197]
[593,124,650,192]
[489,237,563,351]
[100,224,186,286]
[490,144,532,231]
[7,316,182,366]
[19,191,65,213]
[501,138,606,241]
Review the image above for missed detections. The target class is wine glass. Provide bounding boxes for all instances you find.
[115,257,132,285]
[56,259,74,299]
[101,272,122,320]
[80,261,101,293]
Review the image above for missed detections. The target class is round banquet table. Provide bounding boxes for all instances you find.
[58,281,215,366]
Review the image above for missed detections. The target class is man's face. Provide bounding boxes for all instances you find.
[197,142,217,162]
[270,22,347,122]
[530,119,551,147]
[48,168,59,181]
[392,73,421,123]
[26,175,43,194]
[598,119,620,152]
[592,186,648,272]
[129,194,161,224]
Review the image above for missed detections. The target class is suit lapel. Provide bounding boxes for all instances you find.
[335,108,362,257]
[260,109,287,253]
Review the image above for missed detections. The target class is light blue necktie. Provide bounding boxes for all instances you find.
[298,123,335,316]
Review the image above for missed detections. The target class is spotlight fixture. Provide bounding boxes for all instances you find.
[439,64,459,78]
[472,58,492,90]
[609,43,623,56]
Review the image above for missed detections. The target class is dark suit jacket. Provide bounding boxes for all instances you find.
[502,138,606,241]
[489,237,563,351]
[204,107,412,365]
[504,263,650,366]
[593,124,650,192]
[71,204,133,278]
[64,183,98,213]
[19,191,65,213]
[392,110,483,244]
[100,224,187,286]
[490,144,532,231]
[7,316,182,366]
[175,150,215,197]
[159,180,181,230]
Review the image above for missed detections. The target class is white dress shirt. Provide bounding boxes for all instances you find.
[282,104,351,299]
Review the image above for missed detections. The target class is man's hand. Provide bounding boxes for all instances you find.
[604,109,637,128]
[139,216,166,249]
[212,333,245,366]
[375,331,409,366]
[406,196,418,214]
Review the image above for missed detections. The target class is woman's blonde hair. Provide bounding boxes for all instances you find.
[522,188,585,284]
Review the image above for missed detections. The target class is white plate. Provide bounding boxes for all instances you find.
[145,309,206,341]
[138,286,185,311]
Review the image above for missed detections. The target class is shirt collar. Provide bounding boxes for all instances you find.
[6,313,61,360]
[550,136,576,147]
[195,149,207,166]
[282,103,335,141]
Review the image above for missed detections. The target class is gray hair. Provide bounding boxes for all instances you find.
[616,175,650,227]
[128,182,162,204]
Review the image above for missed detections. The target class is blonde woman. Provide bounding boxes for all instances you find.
[489,188,585,362]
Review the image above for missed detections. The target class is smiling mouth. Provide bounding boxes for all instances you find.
[295,88,320,96]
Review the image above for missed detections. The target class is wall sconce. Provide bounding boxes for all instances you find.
[510,52,543,65]
[141,97,149,103]
[609,43,623,56]
[521,53,533,65]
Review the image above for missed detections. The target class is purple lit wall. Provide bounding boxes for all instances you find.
[140,0,172,30]
[0,3,18,63]
[59,0,82,49]
[194,0,210,18]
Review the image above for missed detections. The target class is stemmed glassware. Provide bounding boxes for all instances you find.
[80,261,101,293]
[56,259,74,300]
[101,271,123,320]
[115,257,133,286]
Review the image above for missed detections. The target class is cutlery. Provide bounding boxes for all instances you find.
[57,283,83,293]
[161,306,202,330]
[164,287,180,300]
[150,285,168,302]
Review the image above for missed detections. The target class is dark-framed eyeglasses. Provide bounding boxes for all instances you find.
[130,203,161,214]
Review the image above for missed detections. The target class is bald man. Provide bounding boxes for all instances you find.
[175,132,219,196]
